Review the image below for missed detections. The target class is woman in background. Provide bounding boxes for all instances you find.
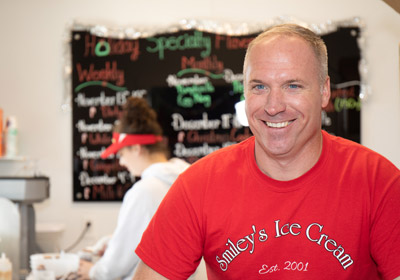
[78,97,190,280]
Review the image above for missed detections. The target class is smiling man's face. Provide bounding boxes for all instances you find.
[244,35,330,162]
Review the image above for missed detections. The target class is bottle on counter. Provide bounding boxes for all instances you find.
[5,116,18,158]
[0,253,12,280]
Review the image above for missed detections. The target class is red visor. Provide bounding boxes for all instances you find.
[100,132,163,159]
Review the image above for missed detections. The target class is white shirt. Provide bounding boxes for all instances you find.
[89,158,190,280]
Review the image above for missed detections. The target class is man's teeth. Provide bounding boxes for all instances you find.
[266,121,290,128]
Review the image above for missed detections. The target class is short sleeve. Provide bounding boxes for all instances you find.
[370,161,400,280]
[136,174,204,280]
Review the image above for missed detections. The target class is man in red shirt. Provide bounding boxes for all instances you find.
[132,24,400,280]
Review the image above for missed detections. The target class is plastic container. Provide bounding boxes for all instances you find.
[30,252,79,278]
[32,270,55,280]
[0,253,12,280]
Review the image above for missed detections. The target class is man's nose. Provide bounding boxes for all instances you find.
[264,88,286,116]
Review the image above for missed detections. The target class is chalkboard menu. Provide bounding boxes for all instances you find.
[71,24,362,202]
[322,27,361,143]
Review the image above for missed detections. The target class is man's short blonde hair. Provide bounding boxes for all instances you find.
[243,23,328,86]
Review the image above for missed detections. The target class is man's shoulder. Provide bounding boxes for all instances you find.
[198,136,253,160]
[326,131,378,155]
[187,136,254,171]
[324,131,399,171]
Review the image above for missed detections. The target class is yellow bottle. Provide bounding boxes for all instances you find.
[0,253,12,280]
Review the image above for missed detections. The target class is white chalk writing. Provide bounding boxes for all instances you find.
[76,120,113,133]
[79,171,117,186]
[171,112,221,131]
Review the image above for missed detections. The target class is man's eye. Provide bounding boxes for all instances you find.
[288,84,301,89]
[254,84,266,90]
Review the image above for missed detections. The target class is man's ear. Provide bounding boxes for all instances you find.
[321,76,331,108]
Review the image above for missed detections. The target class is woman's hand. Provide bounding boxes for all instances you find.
[77,259,94,280]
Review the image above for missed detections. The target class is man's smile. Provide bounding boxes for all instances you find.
[265,120,294,128]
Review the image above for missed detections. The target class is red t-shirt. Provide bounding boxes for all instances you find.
[136,131,400,280]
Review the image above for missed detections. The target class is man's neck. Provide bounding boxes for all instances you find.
[254,133,323,181]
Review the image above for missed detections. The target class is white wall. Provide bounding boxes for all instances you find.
[0,0,399,254]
